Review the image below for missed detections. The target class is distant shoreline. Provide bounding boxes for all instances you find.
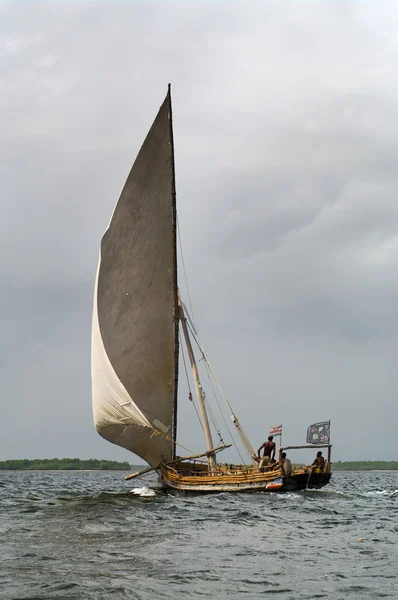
[0,459,397,472]
[1,468,397,473]
[332,469,397,472]
[0,459,140,471]
[332,461,398,471]
[0,469,135,473]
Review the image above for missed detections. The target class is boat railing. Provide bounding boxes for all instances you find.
[162,463,284,479]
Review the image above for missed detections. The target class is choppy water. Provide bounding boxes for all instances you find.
[0,471,397,600]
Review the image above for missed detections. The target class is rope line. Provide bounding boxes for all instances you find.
[179,330,203,432]
[177,215,197,329]
[185,320,246,463]
[185,317,255,461]
[176,223,253,464]
[203,362,245,464]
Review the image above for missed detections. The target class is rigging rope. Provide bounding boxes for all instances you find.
[177,215,197,330]
[203,361,246,464]
[179,330,203,432]
[187,320,245,463]
[200,391,224,445]
[177,217,254,464]
[185,312,256,462]
[148,428,197,457]
[181,320,226,446]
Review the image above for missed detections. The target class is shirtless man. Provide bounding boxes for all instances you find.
[281,452,292,476]
[257,436,276,470]
[311,451,325,471]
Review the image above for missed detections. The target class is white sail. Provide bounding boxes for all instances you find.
[91,90,178,468]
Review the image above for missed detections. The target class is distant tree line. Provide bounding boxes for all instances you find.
[332,461,398,470]
[1,458,396,471]
[0,458,132,470]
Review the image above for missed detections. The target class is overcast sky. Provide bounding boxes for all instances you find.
[1,1,397,465]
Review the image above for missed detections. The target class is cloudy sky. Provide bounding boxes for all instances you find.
[1,0,397,465]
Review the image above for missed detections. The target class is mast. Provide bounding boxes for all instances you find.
[179,299,216,471]
[183,302,257,464]
[168,84,180,460]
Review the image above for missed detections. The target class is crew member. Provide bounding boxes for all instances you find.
[281,452,292,476]
[257,435,276,470]
[311,450,325,471]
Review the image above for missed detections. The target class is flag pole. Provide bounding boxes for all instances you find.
[328,420,331,463]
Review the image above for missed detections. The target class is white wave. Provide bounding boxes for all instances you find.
[130,487,156,497]
[366,489,398,497]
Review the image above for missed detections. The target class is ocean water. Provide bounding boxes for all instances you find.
[0,470,397,600]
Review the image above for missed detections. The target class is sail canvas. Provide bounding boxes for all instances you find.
[91,90,178,467]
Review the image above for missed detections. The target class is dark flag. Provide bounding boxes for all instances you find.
[306,421,330,444]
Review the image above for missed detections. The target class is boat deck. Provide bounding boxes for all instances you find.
[160,461,332,492]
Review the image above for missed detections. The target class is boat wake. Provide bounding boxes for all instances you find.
[130,487,156,498]
[365,489,398,497]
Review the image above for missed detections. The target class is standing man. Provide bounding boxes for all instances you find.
[257,435,276,470]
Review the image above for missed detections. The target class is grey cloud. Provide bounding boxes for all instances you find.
[1,0,397,463]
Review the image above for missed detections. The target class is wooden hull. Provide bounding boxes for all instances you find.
[159,463,332,494]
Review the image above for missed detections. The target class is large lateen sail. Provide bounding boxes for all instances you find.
[91,89,178,467]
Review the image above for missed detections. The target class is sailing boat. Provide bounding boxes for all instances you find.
[91,86,332,493]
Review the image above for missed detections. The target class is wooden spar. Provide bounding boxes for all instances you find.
[168,84,179,461]
[125,466,155,481]
[183,302,257,464]
[280,444,332,450]
[178,299,216,471]
[231,415,258,465]
[124,444,231,480]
